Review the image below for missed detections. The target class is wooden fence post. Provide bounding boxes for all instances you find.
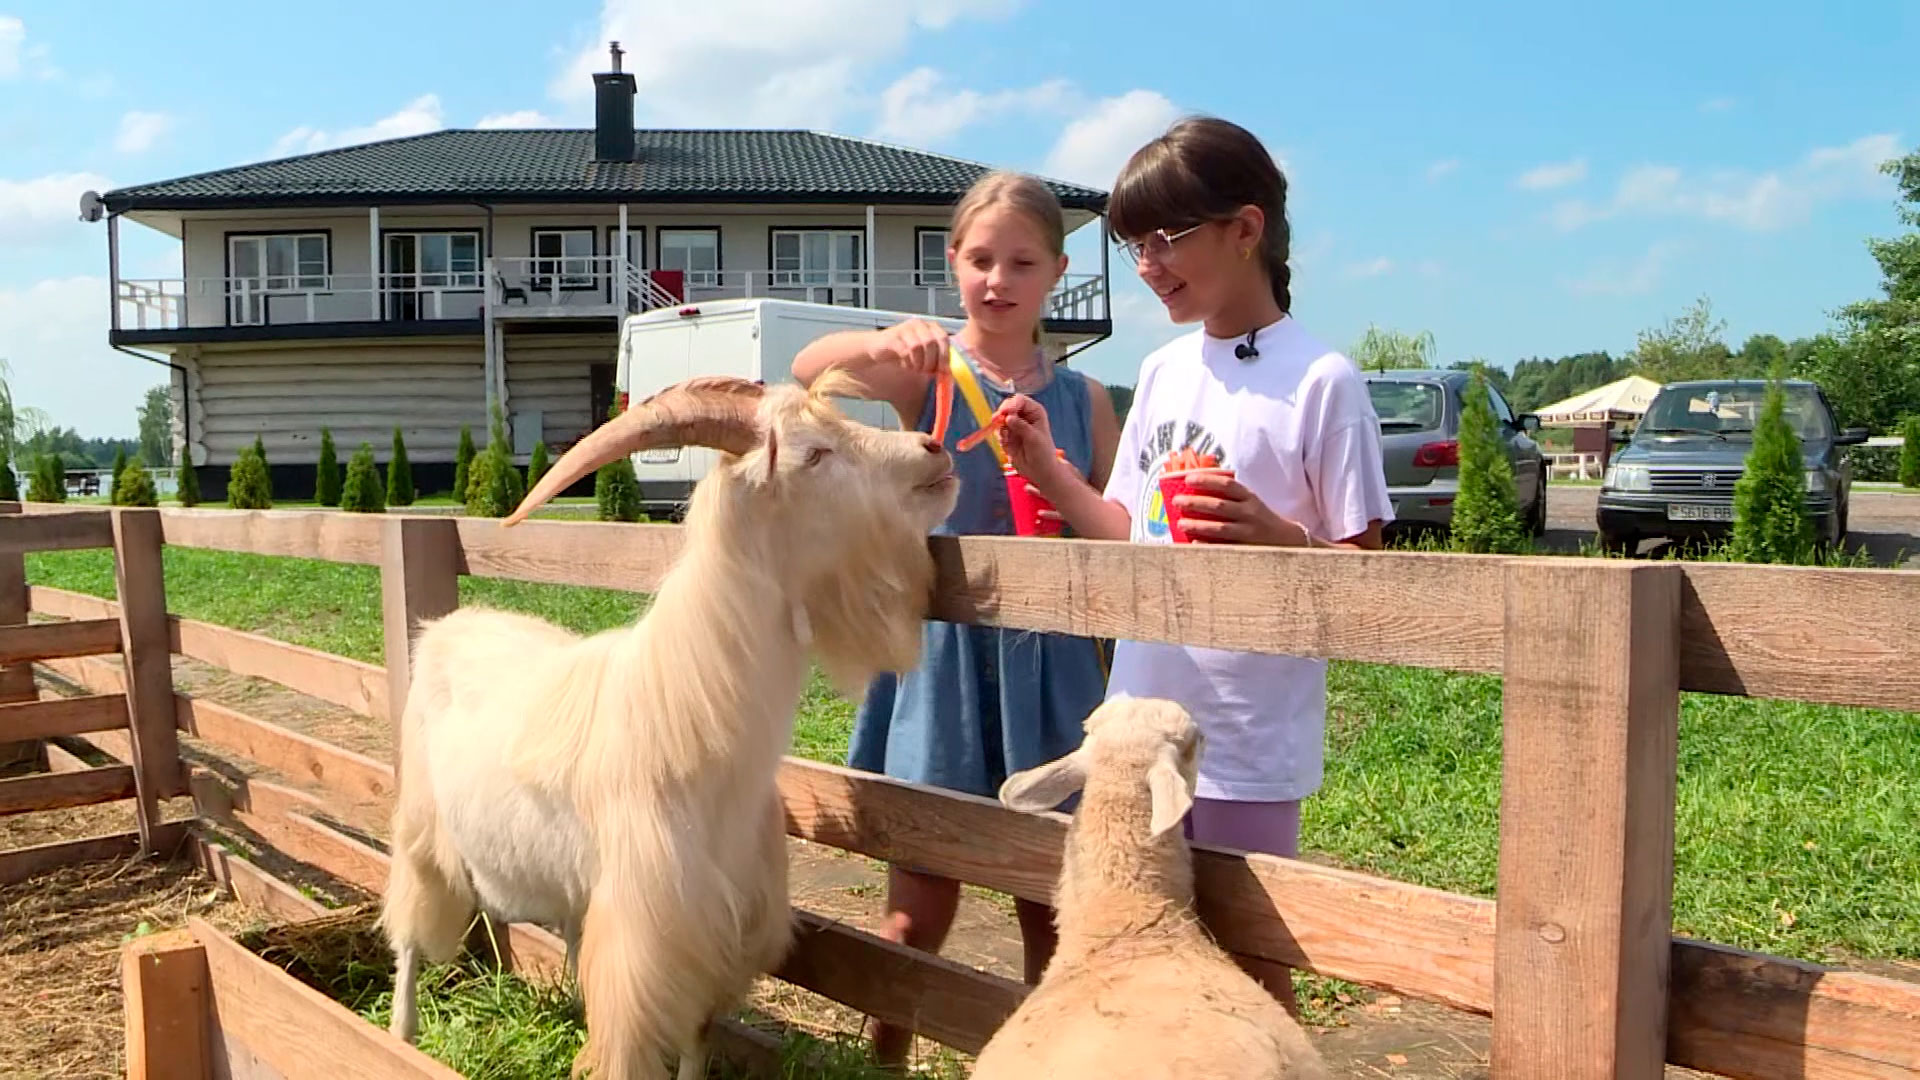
[122,928,211,1080]
[113,508,184,851]
[0,503,43,774]
[1492,559,1681,1079]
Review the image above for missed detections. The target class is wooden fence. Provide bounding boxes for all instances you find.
[3,502,1918,1079]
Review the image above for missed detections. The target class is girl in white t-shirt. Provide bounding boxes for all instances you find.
[997,117,1393,1007]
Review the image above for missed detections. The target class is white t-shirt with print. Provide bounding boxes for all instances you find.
[1101,316,1395,803]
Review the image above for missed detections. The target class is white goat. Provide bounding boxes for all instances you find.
[379,373,958,1080]
[971,695,1330,1080]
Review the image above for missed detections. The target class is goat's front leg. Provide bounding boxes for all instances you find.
[674,1020,712,1080]
[389,943,421,1043]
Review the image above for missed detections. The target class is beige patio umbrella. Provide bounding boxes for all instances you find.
[1534,375,1663,425]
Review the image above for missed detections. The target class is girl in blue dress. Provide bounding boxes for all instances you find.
[792,169,1119,1069]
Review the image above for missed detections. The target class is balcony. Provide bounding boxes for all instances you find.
[113,258,1110,343]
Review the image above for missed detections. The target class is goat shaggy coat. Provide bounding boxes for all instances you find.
[971,696,1329,1080]
[380,375,957,1080]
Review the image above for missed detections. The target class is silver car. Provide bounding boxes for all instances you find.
[1365,369,1548,536]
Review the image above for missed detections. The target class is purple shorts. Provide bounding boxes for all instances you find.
[1182,797,1301,859]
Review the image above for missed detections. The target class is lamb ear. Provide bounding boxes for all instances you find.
[1147,745,1195,839]
[999,753,1088,813]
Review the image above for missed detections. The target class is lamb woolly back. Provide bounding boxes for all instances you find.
[969,696,1329,1080]
[380,373,957,1080]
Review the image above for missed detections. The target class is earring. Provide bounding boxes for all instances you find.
[1241,248,1251,260]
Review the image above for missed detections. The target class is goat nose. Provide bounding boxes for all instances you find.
[918,434,943,455]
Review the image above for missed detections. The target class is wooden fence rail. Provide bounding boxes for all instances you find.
[9,502,1920,1080]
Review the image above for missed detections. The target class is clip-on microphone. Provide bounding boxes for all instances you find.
[1233,329,1260,361]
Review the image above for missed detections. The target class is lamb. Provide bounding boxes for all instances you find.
[378,372,958,1080]
[971,695,1330,1080]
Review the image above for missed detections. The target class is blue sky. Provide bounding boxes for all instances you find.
[3,0,1916,437]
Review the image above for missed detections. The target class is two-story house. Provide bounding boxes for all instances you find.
[93,43,1112,500]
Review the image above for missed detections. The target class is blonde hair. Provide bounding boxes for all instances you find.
[950,170,1067,344]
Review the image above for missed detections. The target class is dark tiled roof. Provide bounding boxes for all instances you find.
[102,129,1107,211]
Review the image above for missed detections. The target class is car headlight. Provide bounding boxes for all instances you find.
[1805,470,1829,493]
[1604,464,1649,492]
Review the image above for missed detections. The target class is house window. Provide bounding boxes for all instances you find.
[916,228,950,286]
[386,232,482,290]
[229,233,328,291]
[658,228,720,287]
[771,229,863,288]
[532,228,596,288]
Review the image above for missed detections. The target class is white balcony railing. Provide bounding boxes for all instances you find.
[117,261,1109,332]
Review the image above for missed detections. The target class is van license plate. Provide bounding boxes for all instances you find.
[635,448,680,465]
[1668,503,1732,522]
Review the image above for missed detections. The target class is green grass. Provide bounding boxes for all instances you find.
[28,546,1918,966]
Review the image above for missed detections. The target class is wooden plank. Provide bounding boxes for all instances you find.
[0,764,138,815]
[0,821,189,885]
[1678,562,1920,713]
[775,909,1027,1055]
[0,617,124,664]
[114,508,187,851]
[0,508,116,553]
[190,771,387,895]
[1492,559,1681,1080]
[123,928,212,1080]
[189,834,333,926]
[178,695,395,808]
[1668,939,1920,1079]
[31,587,391,720]
[126,931,215,1076]
[38,652,126,694]
[0,693,129,740]
[776,758,1499,1013]
[380,517,460,769]
[188,916,466,1080]
[158,508,385,565]
[453,516,674,588]
[0,502,40,773]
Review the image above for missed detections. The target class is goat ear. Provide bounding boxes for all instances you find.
[999,753,1087,813]
[738,426,779,485]
[1147,745,1195,839]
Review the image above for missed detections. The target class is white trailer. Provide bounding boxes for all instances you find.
[614,297,966,513]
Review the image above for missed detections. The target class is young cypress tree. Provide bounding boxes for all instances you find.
[1448,367,1530,555]
[249,432,273,502]
[175,443,200,507]
[27,452,65,503]
[593,400,642,523]
[452,424,475,503]
[1899,414,1920,489]
[315,427,342,506]
[464,404,524,517]
[227,446,273,509]
[527,441,551,491]
[0,448,17,502]
[108,446,128,503]
[386,428,416,507]
[114,460,159,507]
[340,442,387,512]
[1729,373,1815,564]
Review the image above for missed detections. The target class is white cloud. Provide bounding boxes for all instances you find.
[871,67,1072,145]
[1343,256,1395,279]
[1550,133,1902,232]
[1041,89,1182,189]
[1516,157,1588,191]
[0,15,56,81]
[1565,242,1681,297]
[0,277,156,438]
[1425,158,1459,182]
[548,0,1025,128]
[0,172,114,247]
[270,94,444,157]
[114,111,174,154]
[476,109,556,130]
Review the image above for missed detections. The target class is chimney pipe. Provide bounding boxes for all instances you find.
[593,40,636,162]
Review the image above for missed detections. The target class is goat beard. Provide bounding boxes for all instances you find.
[800,519,937,697]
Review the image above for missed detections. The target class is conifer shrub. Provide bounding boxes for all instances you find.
[227,446,273,509]
[340,442,386,513]
[315,427,342,506]
[175,444,200,507]
[1729,374,1815,564]
[386,428,415,507]
[1448,367,1530,555]
[114,460,159,507]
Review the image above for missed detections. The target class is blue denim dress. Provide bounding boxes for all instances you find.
[847,345,1110,800]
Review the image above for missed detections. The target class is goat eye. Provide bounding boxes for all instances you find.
[805,447,831,467]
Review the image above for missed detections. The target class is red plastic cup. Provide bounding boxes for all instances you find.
[1158,467,1235,544]
[1004,465,1063,537]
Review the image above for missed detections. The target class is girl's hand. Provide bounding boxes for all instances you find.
[865,319,950,378]
[1172,471,1313,547]
[999,395,1070,488]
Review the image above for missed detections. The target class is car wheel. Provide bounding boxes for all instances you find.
[1597,530,1635,557]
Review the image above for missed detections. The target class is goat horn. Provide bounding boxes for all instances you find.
[503,377,765,526]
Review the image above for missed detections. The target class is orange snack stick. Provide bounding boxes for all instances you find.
[955,408,1008,453]
[929,365,955,444]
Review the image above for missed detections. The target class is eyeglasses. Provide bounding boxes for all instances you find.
[1112,223,1206,267]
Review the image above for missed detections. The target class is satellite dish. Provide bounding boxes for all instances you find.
[78,190,104,223]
